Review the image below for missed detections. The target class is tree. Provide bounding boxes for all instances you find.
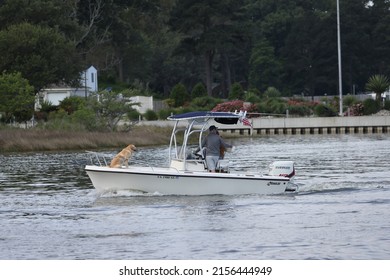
[170,83,190,107]
[228,83,245,100]
[170,0,246,96]
[191,82,207,99]
[0,23,82,92]
[0,0,389,106]
[0,72,35,123]
[86,0,179,90]
[248,39,281,92]
[0,0,80,37]
[366,0,390,75]
[279,2,337,96]
[365,74,390,101]
[87,90,139,131]
[339,0,374,95]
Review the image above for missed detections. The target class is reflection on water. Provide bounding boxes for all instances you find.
[0,134,390,259]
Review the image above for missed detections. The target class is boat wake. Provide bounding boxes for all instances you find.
[95,189,161,197]
[297,181,389,196]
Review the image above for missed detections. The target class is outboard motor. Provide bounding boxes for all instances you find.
[268,161,295,178]
[268,161,298,192]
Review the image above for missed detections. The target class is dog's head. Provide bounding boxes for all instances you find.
[126,144,137,151]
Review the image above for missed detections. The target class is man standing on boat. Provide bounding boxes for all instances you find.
[199,125,232,172]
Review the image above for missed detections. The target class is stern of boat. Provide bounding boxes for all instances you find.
[268,161,298,192]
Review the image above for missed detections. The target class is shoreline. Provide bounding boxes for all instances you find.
[2,114,390,153]
[140,114,390,136]
[0,126,173,153]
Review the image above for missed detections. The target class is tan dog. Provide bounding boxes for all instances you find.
[109,144,136,168]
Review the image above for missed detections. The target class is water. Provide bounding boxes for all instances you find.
[0,134,389,259]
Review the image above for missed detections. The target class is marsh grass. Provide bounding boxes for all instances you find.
[0,126,173,153]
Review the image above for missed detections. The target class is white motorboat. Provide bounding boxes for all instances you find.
[85,111,298,195]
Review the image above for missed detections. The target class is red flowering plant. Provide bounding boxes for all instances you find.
[347,103,364,116]
[287,98,319,108]
[211,100,257,118]
[287,98,319,116]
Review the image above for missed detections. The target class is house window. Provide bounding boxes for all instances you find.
[91,73,94,83]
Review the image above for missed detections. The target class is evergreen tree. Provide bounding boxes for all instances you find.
[0,72,35,123]
[0,23,82,91]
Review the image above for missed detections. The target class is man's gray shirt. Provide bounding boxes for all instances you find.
[201,133,232,156]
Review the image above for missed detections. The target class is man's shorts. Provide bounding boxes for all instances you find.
[206,155,219,171]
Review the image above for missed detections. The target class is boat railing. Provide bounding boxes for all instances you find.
[86,151,110,166]
[86,151,170,172]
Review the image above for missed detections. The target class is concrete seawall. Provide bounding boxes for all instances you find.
[140,115,390,135]
[219,115,390,135]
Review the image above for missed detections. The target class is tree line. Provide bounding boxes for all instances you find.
[1,0,390,108]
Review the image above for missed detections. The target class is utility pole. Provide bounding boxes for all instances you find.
[337,0,343,116]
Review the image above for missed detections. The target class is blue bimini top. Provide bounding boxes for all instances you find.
[167,111,243,124]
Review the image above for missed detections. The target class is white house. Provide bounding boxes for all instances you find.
[35,66,98,109]
[129,96,154,114]
[83,66,98,93]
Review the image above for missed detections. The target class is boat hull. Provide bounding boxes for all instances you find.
[85,165,294,195]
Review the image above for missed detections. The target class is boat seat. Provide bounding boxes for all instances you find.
[187,159,208,172]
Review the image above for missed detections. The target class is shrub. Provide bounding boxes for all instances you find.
[143,109,158,120]
[175,107,194,115]
[71,108,99,131]
[35,101,57,121]
[343,95,358,107]
[254,102,268,114]
[43,109,73,130]
[244,91,261,103]
[127,110,141,121]
[40,100,58,113]
[384,100,390,110]
[266,98,287,114]
[348,103,364,116]
[170,83,190,107]
[212,100,257,113]
[164,98,175,108]
[228,83,245,100]
[191,82,207,99]
[191,96,221,110]
[287,104,311,116]
[59,96,86,114]
[286,98,318,116]
[158,108,179,120]
[362,99,380,115]
[264,87,281,98]
[314,104,337,117]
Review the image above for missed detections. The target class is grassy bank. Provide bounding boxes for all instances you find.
[0,126,173,153]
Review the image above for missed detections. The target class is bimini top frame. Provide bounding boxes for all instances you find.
[167,111,246,167]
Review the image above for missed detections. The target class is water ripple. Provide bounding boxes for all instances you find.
[1,134,390,259]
